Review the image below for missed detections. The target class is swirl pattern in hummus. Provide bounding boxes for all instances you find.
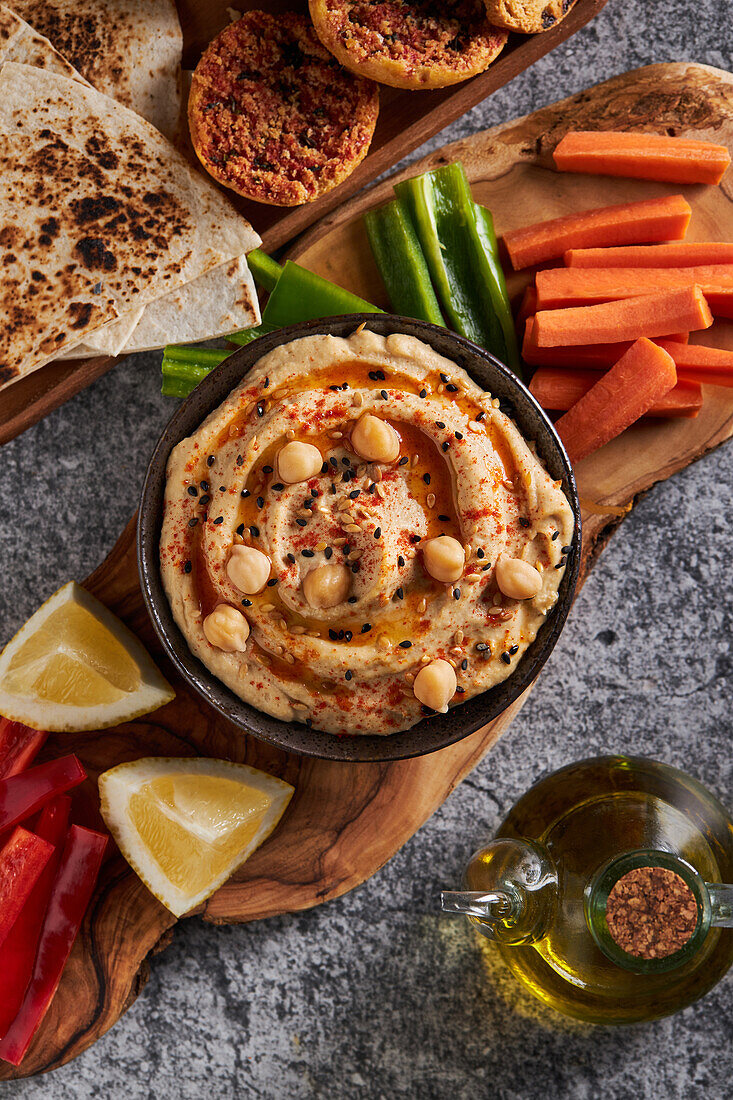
[161,329,575,736]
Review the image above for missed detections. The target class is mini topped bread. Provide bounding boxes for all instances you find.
[309,0,508,91]
[482,0,578,34]
[188,10,379,206]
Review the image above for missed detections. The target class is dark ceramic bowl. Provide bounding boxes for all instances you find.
[138,315,581,763]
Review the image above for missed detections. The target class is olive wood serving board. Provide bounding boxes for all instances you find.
[0,0,610,447]
[5,62,733,1080]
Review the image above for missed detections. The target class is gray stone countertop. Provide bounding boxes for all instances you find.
[1,2,732,1096]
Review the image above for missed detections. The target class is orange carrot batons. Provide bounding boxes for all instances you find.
[535,265,733,309]
[521,317,688,368]
[565,242,733,268]
[533,286,713,348]
[530,367,702,419]
[553,339,680,462]
[553,130,731,186]
[502,195,691,270]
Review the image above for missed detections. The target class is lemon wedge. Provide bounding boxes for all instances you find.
[99,757,294,916]
[0,581,174,730]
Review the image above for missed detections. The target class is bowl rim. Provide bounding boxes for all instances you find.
[138,313,581,763]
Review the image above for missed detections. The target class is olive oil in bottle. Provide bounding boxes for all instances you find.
[442,756,733,1024]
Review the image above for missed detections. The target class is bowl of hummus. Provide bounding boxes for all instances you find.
[139,315,580,761]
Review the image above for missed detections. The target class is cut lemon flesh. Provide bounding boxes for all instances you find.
[0,582,174,730]
[99,757,294,916]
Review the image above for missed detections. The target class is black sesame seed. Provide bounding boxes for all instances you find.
[257,496,264,508]
[344,631,353,642]
[338,630,345,640]
[399,640,412,649]
[380,390,389,401]
[438,514,450,522]
[410,535,422,544]
[446,384,458,393]
[236,455,244,467]
[423,473,431,485]
[267,578,278,587]
[476,547,485,559]
[249,525,260,538]
[351,563,360,574]
[440,373,449,383]
[330,457,338,468]
[213,516,224,525]
[398,456,409,466]
[395,587,404,600]
[360,623,372,633]
[264,376,270,388]
[200,480,210,491]
[302,549,315,558]
[311,488,319,497]
[199,494,210,507]
[343,545,351,555]
[188,517,199,528]
[551,529,559,541]
[442,442,450,452]
[286,553,296,564]
[330,484,336,494]
[421,705,435,716]
[398,555,405,568]
[183,560,192,573]
[347,596,358,604]
[482,563,491,571]
[456,686,465,694]
[368,371,379,380]
[219,486,226,492]
[345,670,353,681]
[562,544,573,554]
[349,489,361,499]
[368,482,376,493]
[272,483,284,492]
[242,599,252,607]
[207,455,215,467]
[263,465,273,474]
[501,653,511,665]
[454,431,463,439]
[476,411,485,421]
[187,485,198,497]
[435,420,446,429]
[555,560,566,569]
[329,629,338,641]
[476,642,489,652]
[374,527,381,539]
[342,457,351,466]
[519,517,531,528]
[241,489,250,499]
[453,588,461,600]
[329,384,340,392]
[321,462,329,474]
[236,523,244,535]
[296,518,307,527]
[419,388,427,399]
[256,403,264,417]
[303,499,315,509]
[509,645,519,654]
[325,547,333,559]
[461,659,468,671]
[305,718,313,727]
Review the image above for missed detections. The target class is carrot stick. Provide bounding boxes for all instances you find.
[551,339,681,461]
[535,265,733,309]
[521,318,688,367]
[565,242,733,268]
[656,341,733,387]
[530,366,702,419]
[553,130,731,185]
[503,195,691,271]
[515,284,537,326]
[533,286,713,348]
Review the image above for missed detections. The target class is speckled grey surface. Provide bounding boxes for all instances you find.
[1,2,732,1096]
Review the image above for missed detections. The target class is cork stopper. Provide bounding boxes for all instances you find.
[605,866,699,959]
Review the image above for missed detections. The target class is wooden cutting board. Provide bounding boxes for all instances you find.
[0,0,609,448]
[5,62,733,1080]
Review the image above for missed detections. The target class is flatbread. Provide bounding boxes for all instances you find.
[11,0,182,139]
[61,255,260,358]
[0,4,83,80]
[0,62,260,391]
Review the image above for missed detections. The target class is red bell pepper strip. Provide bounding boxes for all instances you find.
[0,719,48,780]
[0,797,70,1036]
[0,825,107,1065]
[0,756,85,832]
[0,828,54,951]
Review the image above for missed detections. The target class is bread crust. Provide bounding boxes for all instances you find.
[188,10,379,206]
[309,0,507,91]
[482,0,578,34]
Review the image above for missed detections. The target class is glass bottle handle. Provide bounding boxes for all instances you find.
[707,883,733,927]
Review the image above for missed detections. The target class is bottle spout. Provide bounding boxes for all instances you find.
[441,890,513,920]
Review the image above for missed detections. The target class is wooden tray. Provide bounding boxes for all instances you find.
[5,61,733,1080]
[0,0,610,448]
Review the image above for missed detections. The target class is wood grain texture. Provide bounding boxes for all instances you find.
[0,0,609,448]
[4,61,733,1080]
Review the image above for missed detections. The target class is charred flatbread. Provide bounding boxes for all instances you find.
[309,0,507,90]
[11,0,182,139]
[0,61,259,391]
[188,10,379,206]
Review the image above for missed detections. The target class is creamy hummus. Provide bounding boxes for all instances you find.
[160,329,575,735]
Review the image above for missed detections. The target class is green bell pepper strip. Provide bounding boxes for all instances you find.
[473,204,520,374]
[394,162,521,377]
[246,248,283,293]
[363,199,445,325]
[261,260,382,328]
[227,322,279,346]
